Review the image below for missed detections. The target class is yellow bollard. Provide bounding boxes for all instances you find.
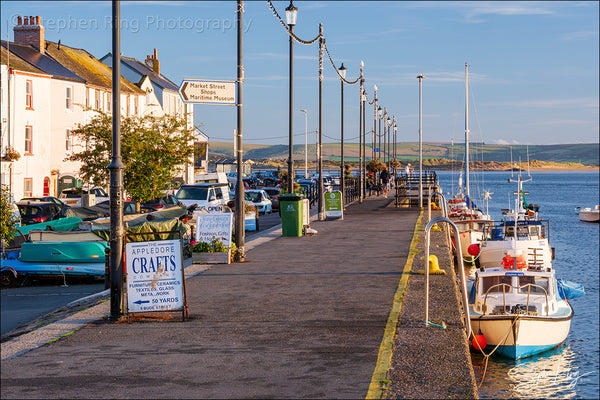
[416,255,447,275]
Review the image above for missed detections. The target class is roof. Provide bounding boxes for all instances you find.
[118,54,179,91]
[44,41,143,93]
[215,158,253,164]
[0,40,84,82]
[0,42,47,75]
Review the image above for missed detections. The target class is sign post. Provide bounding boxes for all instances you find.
[125,238,188,320]
[324,191,343,220]
[179,80,236,105]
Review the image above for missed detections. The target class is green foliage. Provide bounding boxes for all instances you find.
[66,112,194,204]
[0,185,20,246]
[191,237,228,253]
[366,158,386,173]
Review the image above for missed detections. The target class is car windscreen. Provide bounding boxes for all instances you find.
[246,192,261,202]
[18,205,42,217]
[176,187,208,200]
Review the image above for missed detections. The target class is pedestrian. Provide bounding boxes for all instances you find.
[405,163,412,177]
[380,167,390,198]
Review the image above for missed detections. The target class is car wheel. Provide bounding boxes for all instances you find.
[0,270,17,288]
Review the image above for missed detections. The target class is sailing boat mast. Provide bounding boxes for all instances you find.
[464,62,470,197]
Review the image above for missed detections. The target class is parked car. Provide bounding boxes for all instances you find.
[19,196,66,206]
[262,187,281,210]
[16,201,70,225]
[143,194,184,211]
[243,176,263,189]
[175,183,230,211]
[59,187,109,206]
[95,200,151,215]
[244,189,272,214]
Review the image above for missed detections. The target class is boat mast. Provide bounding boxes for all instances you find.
[464,62,470,197]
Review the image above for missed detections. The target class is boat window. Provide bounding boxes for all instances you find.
[517,226,528,238]
[519,276,549,294]
[481,276,512,294]
[528,226,541,239]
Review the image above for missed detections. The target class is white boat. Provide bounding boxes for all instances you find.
[579,205,599,222]
[475,165,555,270]
[469,263,574,359]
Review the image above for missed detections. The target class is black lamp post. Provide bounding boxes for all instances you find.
[339,63,346,205]
[386,115,391,168]
[286,1,297,193]
[377,106,383,160]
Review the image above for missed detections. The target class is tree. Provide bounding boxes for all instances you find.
[1,185,20,250]
[67,112,195,209]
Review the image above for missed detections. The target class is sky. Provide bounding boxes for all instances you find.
[1,1,598,146]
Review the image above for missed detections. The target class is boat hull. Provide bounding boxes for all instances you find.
[579,209,599,223]
[470,305,573,359]
[1,259,105,278]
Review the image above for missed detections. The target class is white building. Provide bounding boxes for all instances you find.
[1,16,203,201]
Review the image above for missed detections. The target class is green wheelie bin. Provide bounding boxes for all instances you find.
[279,193,304,237]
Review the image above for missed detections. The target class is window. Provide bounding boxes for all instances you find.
[126,95,130,115]
[95,90,101,110]
[65,129,72,153]
[25,80,33,109]
[134,96,138,115]
[24,178,33,197]
[107,92,111,113]
[25,125,33,154]
[66,86,73,110]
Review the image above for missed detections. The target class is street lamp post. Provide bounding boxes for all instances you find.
[338,63,346,206]
[417,74,425,208]
[377,106,382,160]
[300,109,308,178]
[235,0,245,262]
[359,62,365,202]
[386,115,391,169]
[373,85,377,161]
[286,1,297,193]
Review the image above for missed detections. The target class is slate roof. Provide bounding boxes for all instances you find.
[117,54,179,91]
[0,40,84,82]
[43,41,142,93]
[0,42,47,75]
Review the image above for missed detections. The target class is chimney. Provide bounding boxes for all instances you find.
[14,15,45,53]
[144,48,160,74]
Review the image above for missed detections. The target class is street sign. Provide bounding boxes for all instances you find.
[324,191,343,219]
[179,80,236,105]
[195,212,233,247]
[126,239,185,314]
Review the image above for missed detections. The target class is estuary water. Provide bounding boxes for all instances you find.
[436,170,599,399]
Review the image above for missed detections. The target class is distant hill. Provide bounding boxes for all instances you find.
[208,142,599,166]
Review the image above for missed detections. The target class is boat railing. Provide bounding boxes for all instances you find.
[480,219,550,242]
[424,217,471,339]
[482,283,549,316]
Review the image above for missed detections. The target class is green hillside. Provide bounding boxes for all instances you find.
[208,142,599,166]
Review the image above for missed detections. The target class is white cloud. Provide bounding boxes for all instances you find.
[508,98,598,108]
[560,30,599,41]
[489,139,521,145]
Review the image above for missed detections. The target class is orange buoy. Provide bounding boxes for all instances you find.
[472,332,487,351]
[501,254,514,269]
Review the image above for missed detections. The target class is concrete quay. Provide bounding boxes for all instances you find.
[1,195,477,399]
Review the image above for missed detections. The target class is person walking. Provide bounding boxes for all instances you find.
[380,167,390,198]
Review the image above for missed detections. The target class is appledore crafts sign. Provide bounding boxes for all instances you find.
[126,239,185,314]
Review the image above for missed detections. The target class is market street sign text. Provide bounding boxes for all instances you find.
[179,80,236,105]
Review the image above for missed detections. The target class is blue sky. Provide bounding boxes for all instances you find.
[2,1,598,146]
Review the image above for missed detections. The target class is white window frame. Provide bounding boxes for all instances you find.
[25,125,33,154]
[25,80,33,109]
[66,86,73,111]
[65,128,72,154]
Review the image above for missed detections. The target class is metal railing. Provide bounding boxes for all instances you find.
[424,216,471,339]
[482,283,549,317]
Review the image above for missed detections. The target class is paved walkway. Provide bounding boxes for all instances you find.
[1,196,476,399]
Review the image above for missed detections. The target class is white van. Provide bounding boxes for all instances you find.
[194,172,228,184]
[175,183,230,211]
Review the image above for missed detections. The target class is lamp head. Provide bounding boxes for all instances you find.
[378,106,383,118]
[286,1,298,26]
[339,63,347,79]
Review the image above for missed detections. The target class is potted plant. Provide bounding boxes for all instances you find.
[2,147,21,162]
[190,237,231,264]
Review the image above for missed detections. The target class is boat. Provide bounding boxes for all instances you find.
[466,167,582,359]
[468,261,576,359]
[579,205,599,222]
[448,63,491,264]
[474,173,553,271]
